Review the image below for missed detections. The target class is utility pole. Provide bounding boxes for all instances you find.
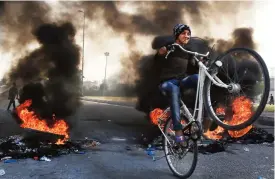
[103,52,109,96]
[78,9,85,96]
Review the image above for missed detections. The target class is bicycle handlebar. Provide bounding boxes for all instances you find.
[165,43,210,59]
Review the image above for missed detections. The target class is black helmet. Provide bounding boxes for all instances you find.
[173,24,191,39]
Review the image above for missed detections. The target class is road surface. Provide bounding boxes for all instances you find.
[0,100,274,179]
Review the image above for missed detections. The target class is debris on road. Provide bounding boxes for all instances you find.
[82,140,100,149]
[198,140,227,154]
[243,147,249,152]
[40,156,51,162]
[4,159,17,163]
[258,176,267,179]
[125,146,131,151]
[0,169,5,176]
[74,150,85,154]
[1,156,12,161]
[0,135,100,160]
[146,144,156,161]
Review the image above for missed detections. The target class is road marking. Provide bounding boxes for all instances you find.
[82,100,134,109]
[111,137,127,141]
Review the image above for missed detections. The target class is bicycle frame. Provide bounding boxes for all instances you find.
[157,43,230,137]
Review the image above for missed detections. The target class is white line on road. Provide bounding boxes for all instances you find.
[82,100,134,109]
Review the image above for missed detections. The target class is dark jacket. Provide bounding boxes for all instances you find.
[8,86,18,100]
[155,44,193,83]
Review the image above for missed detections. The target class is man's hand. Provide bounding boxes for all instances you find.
[158,46,167,55]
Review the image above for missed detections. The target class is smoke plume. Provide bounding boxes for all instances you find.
[5,22,81,126]
[0,1,51,52]
[0,1,254,82]
[77,1,252,85]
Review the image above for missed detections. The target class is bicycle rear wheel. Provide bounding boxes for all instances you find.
[163,118,198,178]
[203,47,270,130]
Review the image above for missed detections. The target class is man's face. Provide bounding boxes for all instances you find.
[177,30,191,45]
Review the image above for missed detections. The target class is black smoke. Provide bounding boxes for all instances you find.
[5,22,81,126]
[135,28,262,114]
[0,1,254,84]
[0,1,51,52]
[75,1,252,83]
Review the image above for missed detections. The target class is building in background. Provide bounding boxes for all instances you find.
[83,81,100,91]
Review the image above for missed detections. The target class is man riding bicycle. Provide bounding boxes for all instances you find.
[156,24,198,145]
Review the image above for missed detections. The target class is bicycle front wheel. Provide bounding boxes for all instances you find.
[203,47,270,130]
[163,118,198,178]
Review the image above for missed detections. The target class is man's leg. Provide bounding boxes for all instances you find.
[7,100,12,110]
[160,80,183,139]
[12,100,16,109]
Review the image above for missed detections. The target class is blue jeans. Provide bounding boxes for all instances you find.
[160,74,198,130]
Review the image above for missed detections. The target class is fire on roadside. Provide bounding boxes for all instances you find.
[15,99,69,145]
[226,96,253,138]
[204,96,253,140]
[149,96,254,140]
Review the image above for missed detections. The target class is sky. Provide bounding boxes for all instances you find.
[0,0,275,83]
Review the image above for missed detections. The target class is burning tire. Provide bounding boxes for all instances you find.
[203,47,270,130]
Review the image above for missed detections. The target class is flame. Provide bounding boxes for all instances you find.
[15,100,69,144]
[149,108,170,125]
[204,96,253,140]
[150,108,187,134]
[227,96,253,138]
[216,107,225,115]
[204,125,225,140]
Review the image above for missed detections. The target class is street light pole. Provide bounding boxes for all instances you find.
[78,9,85,96]
[103,52,109,96]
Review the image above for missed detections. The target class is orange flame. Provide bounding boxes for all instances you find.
[204,96,253,140]
[149,108,170,125]
[15,100,69,145]
[216,107,225,115]
[227,96,253,138]
[150,108,187,133]
[204,125,225,140]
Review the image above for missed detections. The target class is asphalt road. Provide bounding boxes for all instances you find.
[0,100,274,179]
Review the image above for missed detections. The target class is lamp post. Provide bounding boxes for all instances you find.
[78,9,85,96]
[103,52,109,96]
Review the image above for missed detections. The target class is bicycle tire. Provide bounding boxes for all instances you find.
[163,118,198,178]
[203,47,270,130]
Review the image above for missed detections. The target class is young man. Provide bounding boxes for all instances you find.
[7,82,18,111]
[156,24,198,145]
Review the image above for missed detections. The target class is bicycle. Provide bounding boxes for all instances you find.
[152,43,270,178]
